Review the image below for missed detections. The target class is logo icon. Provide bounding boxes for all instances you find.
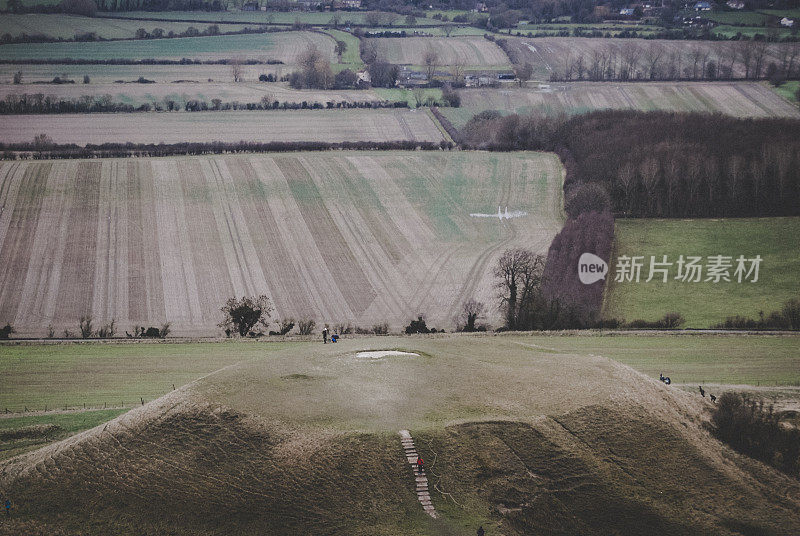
[578,253,608,285]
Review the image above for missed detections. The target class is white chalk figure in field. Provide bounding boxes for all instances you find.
[469,206,527,220]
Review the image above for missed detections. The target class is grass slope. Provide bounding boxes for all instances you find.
[0,152,562,336]
[603,217,800,328]
[1,336,798,535]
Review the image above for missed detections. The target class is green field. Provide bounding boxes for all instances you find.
[604,217,800,328]
[0,408,127,460]
[0,341,296,412]
[0,14,252,40]
[106,9,446,26]
[0,30,330,61]
[701,10,769,25]
[771,80,800,104]
[321,28,364,70]
[2,333,798,414]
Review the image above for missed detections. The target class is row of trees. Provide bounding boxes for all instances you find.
[548,42,800,82]
[1,138,453,160]
[461,110,800,218]
[0,93,413,114]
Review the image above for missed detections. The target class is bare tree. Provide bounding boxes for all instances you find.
[621,43,642,80]
[752,41,769,79]
[514,62,533,87]
[230,57,243,82]
[689,46,704,79]
[423,47,439,82]
[644,44,664,80]
[738,41,755,79]
[494,248,545,329]
[412,87,425,108]
[442,25,454,37]
[450,59,466,84]
[334,40,347,64]
[361,40,379,65]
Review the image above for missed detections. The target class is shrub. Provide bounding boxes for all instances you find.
[96,319,115,338]
[269,318,294,336]
[711,392,800,477]
[0,323,14,339]
[297,318,316,335]
[83,74,90,84]
[334,68,358,89]
[626,313,685,329]
[405,316,430,334]
[333,323,353,335]
[372,322,389,335]
[159,322,170,338]
[219,295,272,337]
[12,71,22,84]
[79,315,93,338]
[711,298,800,330]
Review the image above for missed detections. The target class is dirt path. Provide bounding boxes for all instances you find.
[399,430,437,518]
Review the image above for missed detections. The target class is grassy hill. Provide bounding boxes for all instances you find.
[603,217,800,328]
[0,152,564,336]
[1,336,798,535]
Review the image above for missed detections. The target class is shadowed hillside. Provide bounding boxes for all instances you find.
[1,337,798,535]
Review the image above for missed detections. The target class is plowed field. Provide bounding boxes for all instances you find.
[0,151,563,335]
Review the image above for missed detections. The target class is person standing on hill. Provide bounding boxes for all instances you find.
[322,327,329,344]
[477,526,485,536]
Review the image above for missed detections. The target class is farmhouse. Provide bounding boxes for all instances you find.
[620,8,635,16]
[781,17,794,27]
[693,1,711,10]
[397,69,428,87]
[334,0,361,8]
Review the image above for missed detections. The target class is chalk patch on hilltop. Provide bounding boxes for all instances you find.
[356,351,419,359]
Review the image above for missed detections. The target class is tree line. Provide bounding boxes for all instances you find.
[1,139,454,160]
[545,42,800,82]
[0,93,411,114]
[0,24,273,45]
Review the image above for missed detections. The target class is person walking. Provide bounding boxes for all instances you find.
[477,526,485,536]
[4,499,10,518]
[322,327,329,344]
[416,456,424,473]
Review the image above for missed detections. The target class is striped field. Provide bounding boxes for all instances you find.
[0,109,445,145]
[442,81,800,128]
[0,151,564,336]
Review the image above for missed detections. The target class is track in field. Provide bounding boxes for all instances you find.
[0,152,564,336]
